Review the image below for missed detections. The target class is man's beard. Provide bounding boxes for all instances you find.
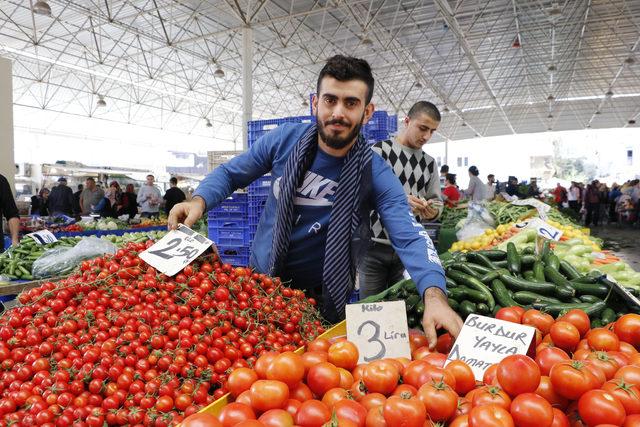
[317,113,364,149]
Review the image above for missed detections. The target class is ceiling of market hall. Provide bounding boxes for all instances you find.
[0,0,639,143]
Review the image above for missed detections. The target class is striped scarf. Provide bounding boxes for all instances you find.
[269,124,372,322]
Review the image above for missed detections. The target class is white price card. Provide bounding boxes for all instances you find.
[445,314,536,381]
[346,301,411,364]
[604,275,640,309]
[26,230,58,245]
[528,217,563,241]
[511,198,551,220]
[139,224,213,276]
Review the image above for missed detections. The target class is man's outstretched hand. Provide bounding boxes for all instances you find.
[167,197,206,230]
[422,287,464,350]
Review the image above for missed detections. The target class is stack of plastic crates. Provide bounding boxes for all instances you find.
[207,192,250,266]
[363,111,392,143]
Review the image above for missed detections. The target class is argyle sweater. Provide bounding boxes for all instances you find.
[370,138,443,244]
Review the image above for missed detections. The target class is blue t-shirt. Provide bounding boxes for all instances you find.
[194,123,445,298]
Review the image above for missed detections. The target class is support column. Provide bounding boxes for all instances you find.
[241,26,253,151]
[0,57,14,190]
[444,139,449,166]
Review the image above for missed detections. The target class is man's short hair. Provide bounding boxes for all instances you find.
[169,177,178,185]
[147,174,154,179]
[317,55,375,104]
[408,101,441,122]
[440,165,449,174]
[445,173,457,185]
[77,184,83,190]
[487,174,495,179]
[86,177,95,183]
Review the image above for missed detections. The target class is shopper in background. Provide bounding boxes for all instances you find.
[73,184,83,216]
[31,188,49,216]
[163,177,186,216]
[358,101,444,299]
[568,182,580,212]
[119,184,138,219]
[168,55,462,344]
[48,177,75,216]
[137,174,162,218]
[465,166,487,202]
[80,178,104,216]
[0,174,19,251]
[553,182,568,206]
[485,174,496,200]
[505,176,520,198]
[527,179,541,199]
[439,164,449,188]
[94,181,120,218]
[609,183,621,223]
[442,174,461,208]
[584,180,601,227]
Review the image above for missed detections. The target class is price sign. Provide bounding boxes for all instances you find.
[139,224,213,276]
[445,314,536,381]
[604,275,640,309]
[346,301,411,364]
[26,230,58,245]
[529,217,563,241]
[511,198,551,220]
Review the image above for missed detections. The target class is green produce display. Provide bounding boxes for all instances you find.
[361,248,639,329]
[488,201,580,227]
[439,207,468,229]
[0,237,81,280]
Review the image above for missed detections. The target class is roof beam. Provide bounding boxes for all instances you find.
[433,0,516,134]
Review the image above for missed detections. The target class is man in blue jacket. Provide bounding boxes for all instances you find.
[169,55,462,347]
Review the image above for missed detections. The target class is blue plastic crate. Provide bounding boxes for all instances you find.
[217,245,250,266]
[209,193,248,218]
[208,223,251,246]
[248,175,271,197]
[387,115,398,132]
[248,116,316,147]
[363,111,389,132]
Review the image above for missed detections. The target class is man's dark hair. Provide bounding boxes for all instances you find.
[469,166,479,176]
[487,174,495,180]
[77,184,83,191]
[445,173,457,185]
[440,164,449,174]
[317,55,375,104]
[147,174,154,179]
[86,177,95,183]
[169,177,178,185]
[408,101,441,122]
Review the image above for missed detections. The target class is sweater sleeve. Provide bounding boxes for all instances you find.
[371,155,446,296]
[0,175,18,221]
[422,159,444,220]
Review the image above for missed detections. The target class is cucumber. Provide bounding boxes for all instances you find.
[446,277,458,288]
[447,299,460,311]
[476,303,490,314]
[406,294,421,309]
[522,246,535,256]
[499,273,557,295]
[449,263,482,278]
[491,279,519,308]
[415,302,425,316]
[600,308,616,325]
[462,287,492,305]
[477,250,507,260]
[466,253,497,269]
[545,254,561,271]
[523,271,535,281]
[513,291,561,305]
[534,301,606,317]
[521,255,537,267]
[506,242,521,275]
[540,240,551,262]
[479,270,502,284]
[559,260,582,281]
[446,270,495,310]
[543,265,577,300]
[447,287,467,301]
[493,260,508,268]
[533,261,546,282]
[568,281,609,297]
[465,263,492,275]
[458,300,477,319]
[579,295,602,303]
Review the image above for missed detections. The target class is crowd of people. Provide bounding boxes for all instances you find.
[29,175,186,220]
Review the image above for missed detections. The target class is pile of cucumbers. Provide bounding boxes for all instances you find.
[0,236,82,280]
[444,242,638,327]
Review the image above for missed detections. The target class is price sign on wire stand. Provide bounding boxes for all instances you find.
[25,230,58,245]
[526,217,563,241]
[445,314,536,381]
[346,301,411,364]
[140,224,213,276]
[604,275,640,309]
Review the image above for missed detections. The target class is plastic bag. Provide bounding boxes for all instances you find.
[32,236,117,278]
[456,202,496,241]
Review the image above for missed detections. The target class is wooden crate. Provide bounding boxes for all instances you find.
[207,151,242,172]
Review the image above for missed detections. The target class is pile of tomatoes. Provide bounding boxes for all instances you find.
[184,307,640,427]
[0,242,325,426]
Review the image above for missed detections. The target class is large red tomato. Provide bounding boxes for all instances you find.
[227,368,259,398]
[602,378,640,415]
[558,309,591,338]
[468,404,514,427]
[295,400,331,427]
[578,389,626,426]
[327,341,359,371]
[403,360,456,390]
[535,376,569,409]
[307,362,341,397]
[258,409,294,427]
[496,355,541,396]
[615,314,640,348]
[249,380,289,412]
[550,360,599,400]
[535,347,570,376]
[182,413,222,427]
[495,307,525,324]
[471,386,512,410]
[266,352,305,388]
[445,360,477,395]
[362,360,400,395]
[549,321,581,352]
[522,309,555,334]
[624,414,640,427]
[383,395,426,427]
[586,351,620,380]
[509,393,554,427]
[333,399,368,426]
[587,328,620,352]
[550,408,570,427]
[417,381,458,422]
[218,403,256,427]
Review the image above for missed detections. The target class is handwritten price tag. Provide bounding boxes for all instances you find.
[139,224,213,276]
[516,218,563,241]
[511,198,551,220]
[346,301,411,364]
[26,230,58,245]
[445,314,536,381]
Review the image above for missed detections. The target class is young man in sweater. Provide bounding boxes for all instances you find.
[168,56,461,345]
[358,101,444,299]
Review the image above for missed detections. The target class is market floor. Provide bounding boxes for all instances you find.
[590,224,640,269]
